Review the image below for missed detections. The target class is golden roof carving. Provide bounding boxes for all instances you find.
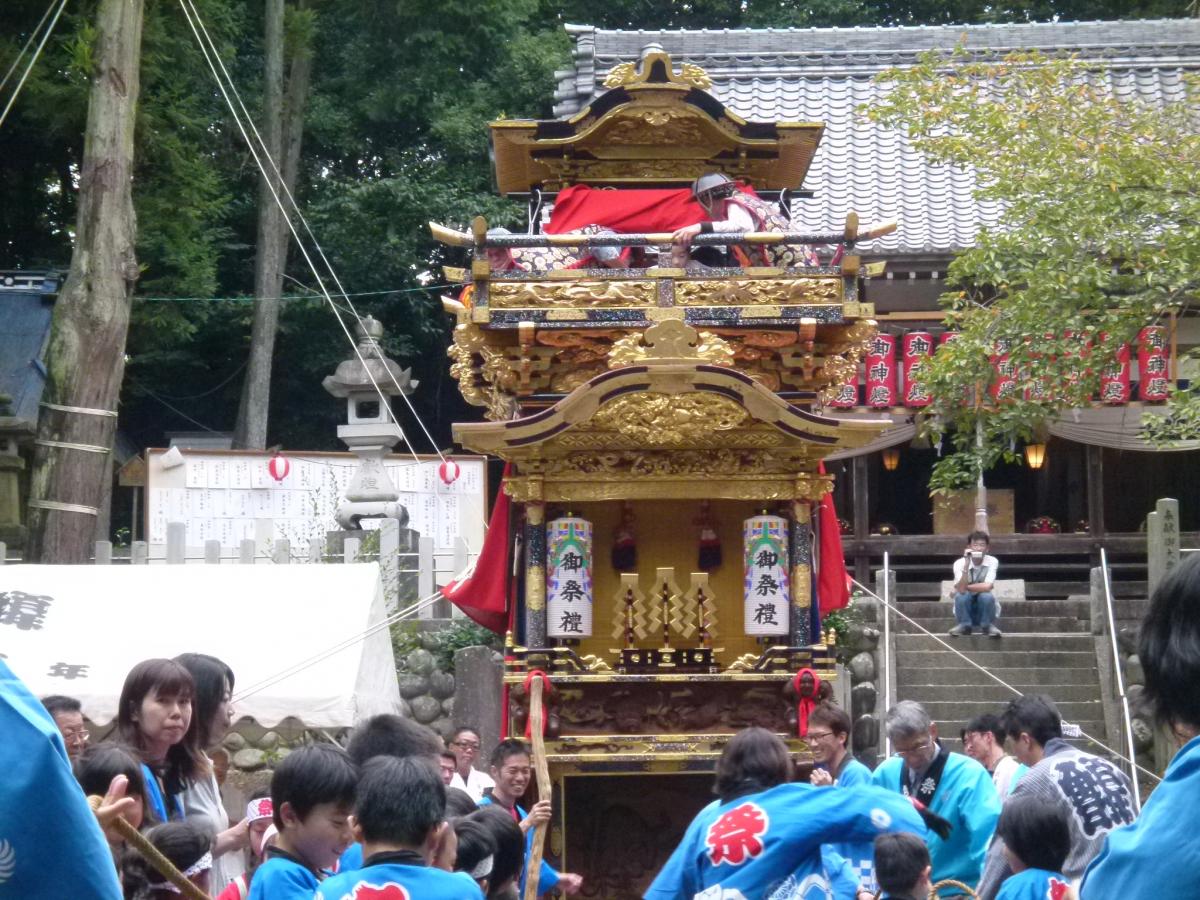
[490,48,823,193]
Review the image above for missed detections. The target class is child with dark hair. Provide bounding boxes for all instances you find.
[315,756,483,899]
[337,713,445,874]
[994,796,1072,899]
[469,806,525,900]
[454,816,499,895]
[874,832,932,900]
[216,791,276,900]
[446,785,480,818]
[121,820,215,900]
[248,744,358,899]
[75,744,148,863]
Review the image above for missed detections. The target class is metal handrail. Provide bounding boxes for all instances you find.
[1099,547,1143,812]
[882,550,893,757]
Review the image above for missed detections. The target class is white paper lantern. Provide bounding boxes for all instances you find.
[743,515,790,636]
[547,516,593,638]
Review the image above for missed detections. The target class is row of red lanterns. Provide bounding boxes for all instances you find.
[830,325,1170,409]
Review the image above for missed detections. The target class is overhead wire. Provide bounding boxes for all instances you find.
[174,0,427,473]
[0,0,59,96]
[0,0,69,131]
[850,575,1163,784]
[176,0,448,467]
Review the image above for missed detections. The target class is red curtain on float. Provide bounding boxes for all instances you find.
[443,469,512,634]
[545,184,714,234]
[865,334,897,408]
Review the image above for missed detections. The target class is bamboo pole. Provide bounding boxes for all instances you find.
[522,678,552,900]
[87,795,211,900]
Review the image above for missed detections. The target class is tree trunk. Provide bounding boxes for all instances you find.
[25,0,145,563]
[234,0,312,450]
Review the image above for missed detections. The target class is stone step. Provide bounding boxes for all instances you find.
[902,666,1102,686]
[896,649,1098,669]
[893,599,1091,619]
[917,698,1105,724]
[898,684,1101,702]
[894,633,1095,652]
[923,722,1110,748]
[894,616,1091,634]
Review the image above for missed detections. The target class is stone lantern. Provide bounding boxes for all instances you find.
[322,316,417,529]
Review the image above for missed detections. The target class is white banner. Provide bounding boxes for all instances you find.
[546,517,593,638]
[743,515,790,636]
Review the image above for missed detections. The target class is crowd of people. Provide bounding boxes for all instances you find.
[24,548,1200,899]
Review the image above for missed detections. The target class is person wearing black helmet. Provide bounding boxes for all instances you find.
[671,172,819,268]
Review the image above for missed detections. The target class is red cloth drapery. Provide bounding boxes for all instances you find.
[543,184,769,234]
[816,462,851,616]
[443,470,512,634]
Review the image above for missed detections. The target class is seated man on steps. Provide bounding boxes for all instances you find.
[949,531,1002,637]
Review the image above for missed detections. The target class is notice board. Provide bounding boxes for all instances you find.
[145,449,487,558]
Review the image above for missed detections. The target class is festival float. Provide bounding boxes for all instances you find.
[432,46,895,898]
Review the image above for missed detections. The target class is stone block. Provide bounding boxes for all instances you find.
[441,697,455,717]
[420,630,442,652]
[429,671,456,700]
[222,731,247,752]
[407,648,436,676]
[848,652,876,684]
[232,748,267,771]
[410,695,442,725]
[258,731,280,750]
[430,717,455,741]
[851,681,877,718]
[454,645,504,756]
[399,674,431,700]
[847,624,880,654]
[1124,655,1144,686]
[852,714,879,752]
[1131,717,1155,754]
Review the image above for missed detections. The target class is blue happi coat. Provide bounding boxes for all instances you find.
[316,860,484,899]
[1080,734,1200,899]
[872,751,1000,890]
[246,853,321,900]
[825,756,878,892]
[996,868,1072,900]
[645,781,926,900]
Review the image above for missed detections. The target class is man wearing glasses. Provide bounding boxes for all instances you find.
[447,725,495,802]
[871,701,1000,896]
[42,694,89,762]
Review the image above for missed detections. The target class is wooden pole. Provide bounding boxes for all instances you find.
[87,795,211,900]
[522,677,551,900]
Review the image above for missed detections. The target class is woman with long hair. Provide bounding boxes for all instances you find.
[117,658,206,825]
[175,652,250,892]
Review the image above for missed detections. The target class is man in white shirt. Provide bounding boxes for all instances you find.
[950,531,1002,637]
[447,725,495,801]
[961,713,1025,799]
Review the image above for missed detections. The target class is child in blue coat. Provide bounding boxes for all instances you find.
[994,796,1072,900]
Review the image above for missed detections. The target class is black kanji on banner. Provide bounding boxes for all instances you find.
[0,592,53,631]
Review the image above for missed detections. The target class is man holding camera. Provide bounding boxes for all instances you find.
[949,531,1002,637]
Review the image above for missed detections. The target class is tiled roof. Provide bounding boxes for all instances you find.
[552,20,1200,254]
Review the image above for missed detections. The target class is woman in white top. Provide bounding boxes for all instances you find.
[175,653,249,892]
[448,725,495,801]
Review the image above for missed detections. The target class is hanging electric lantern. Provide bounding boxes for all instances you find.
[743,513,790,637]
[438,458,461,486]
[268,452,290,482]
[547,515,593,639]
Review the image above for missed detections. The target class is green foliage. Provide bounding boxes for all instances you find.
[391,618,501,675]
[868,49,1200,484]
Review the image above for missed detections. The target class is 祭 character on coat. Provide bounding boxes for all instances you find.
[646,727,927,900]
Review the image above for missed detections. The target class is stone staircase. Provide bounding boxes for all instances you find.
[893,598,1110,754]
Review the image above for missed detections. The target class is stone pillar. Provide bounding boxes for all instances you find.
[789,499,813,646]
[1147,497,1180,597]
[524,502,547,649]
[455,645,504,756]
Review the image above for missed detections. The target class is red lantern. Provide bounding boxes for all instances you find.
[827,369,858,408]
[1098,334,1131,404]
[902,331,934,407]
[438,459,461,486]
[1137,325,1170,401]
[864,334,897,409]
[268,453,290,482]
[989,340,1016,402]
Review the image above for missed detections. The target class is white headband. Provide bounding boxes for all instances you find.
[470,853,494,881]
[147,851,213,893]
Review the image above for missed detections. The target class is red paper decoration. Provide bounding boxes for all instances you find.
[864,334,897,408]
[989,339,1016,402]
[438,458,461,485]
[268,453,290,482]
[1138,325,1170,401]
[902,331,934,407]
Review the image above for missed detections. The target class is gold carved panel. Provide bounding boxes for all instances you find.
[675,277,841,306]
[489,280,657,309]
[592,392,748,446]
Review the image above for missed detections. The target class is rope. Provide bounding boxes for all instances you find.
[0,0,68,131]
[136,284,447,303]
[852,576,1163,783]
[175,0,447,468]
[86,795,211,900]
[0,0,59,95]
